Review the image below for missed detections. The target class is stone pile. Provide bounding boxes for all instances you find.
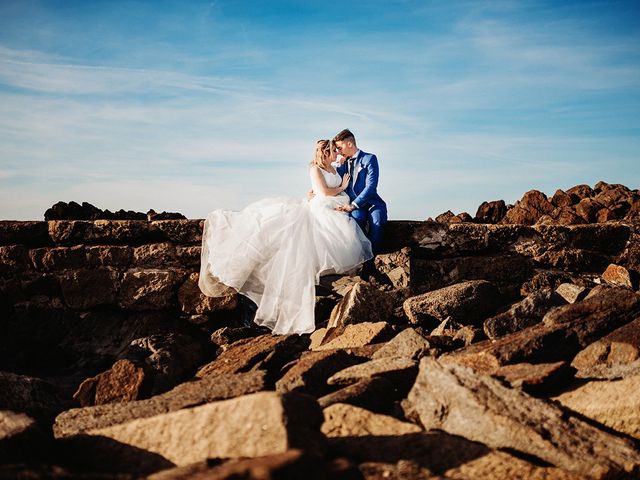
[1,185,640,479]
[435,181,640,225]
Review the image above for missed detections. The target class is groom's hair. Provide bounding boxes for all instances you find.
[334,129,356,146]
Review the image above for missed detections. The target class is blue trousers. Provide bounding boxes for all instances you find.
[351,205,387,254]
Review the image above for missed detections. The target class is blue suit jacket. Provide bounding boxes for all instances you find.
[337,150,387,213]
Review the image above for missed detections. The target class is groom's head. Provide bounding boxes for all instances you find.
[334,129,358,158]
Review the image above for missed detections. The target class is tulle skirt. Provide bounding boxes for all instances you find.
[198,194,372,334]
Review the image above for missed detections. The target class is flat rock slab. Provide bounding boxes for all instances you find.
[196,334,309,380]
[321,403,421,438]
[318,377,398,414]
[492,361,571,394]
[407,358,640,478]
[275,350,364,397]
[554,374,640,440]
[54,371,267,437]
[327,357,418,387]
[371,328,433,360]
[65,392,324,470]
[602,263,634,288]
[312,322,393,351]
[327,281,394,329]
[403,280,502,327]
[572,316,640,373]
[556,283,588,304]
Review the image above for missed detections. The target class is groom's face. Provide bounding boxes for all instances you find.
[335,140,356,158]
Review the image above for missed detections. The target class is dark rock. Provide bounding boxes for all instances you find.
[403,280,502,327]
[58,268,118,309]
[435,210,455,224]
[566,184,594,203]
[483,289,565,340]
[575,198,603,223]
[371,327,434,360]
[327,357,418,395]
[0,410,50,464]
[74,359,146,407]
[117,269,183,310]
[318,377,398,414]
[0,371,73,421]
[275,350,365,397]
[146,209,186,221]
[196,334,309,384]
[474,200,507,224]
[407,358,640,477]
[550,189,573,208]
[0,221,51,247]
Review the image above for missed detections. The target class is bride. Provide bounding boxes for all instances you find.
[198,139,373,335]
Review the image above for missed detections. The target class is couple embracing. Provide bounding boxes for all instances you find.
[199,129,387,335]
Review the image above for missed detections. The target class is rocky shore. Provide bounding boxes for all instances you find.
[1,181,640,479]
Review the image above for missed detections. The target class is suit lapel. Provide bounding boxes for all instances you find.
[352,151,363,188]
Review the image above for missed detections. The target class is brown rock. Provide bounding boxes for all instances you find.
[85,245,132,267]
[275,350,365,397]
[178,272,237,315]
[550,189,573,208]
[58,268,118,309]
[483,289,564,340]
[321,403,421,438]
[403,280,501,327]
[371,327,433,360]
[318,377,398,414]
[72,392,325,468]
[74,359,146,407]
[0,221,50,247]
[554,375,640,440]
[118,268,181,310]
[328,282,394,329]
[133,242,177,268]
[602,263,634,288]
[327,357,418,387]
[501,190,554,225]
[196,334,309,381]
[29,245,86,271]
[571,316,640,374]
[475,200,507,224]
[521,270,573,297]
[0,371,72,420]
[492,361,571,394]
[453,325,484,346]
[0,245,30,275]
[407,358,640,477]
[374,248,410,289]
[534,248,610,272]
[313,322,393,351]
[435,210,455,224]
[147,449,360,480]
[575,198,603,223]
[54,371,267,437]
[555,283,588,304]
[150,219,203,243]
[566,184,594,203]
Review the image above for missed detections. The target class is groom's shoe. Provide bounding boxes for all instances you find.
[238,294,258,327]
[360,259,376,281]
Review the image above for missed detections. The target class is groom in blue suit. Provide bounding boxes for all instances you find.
[333,129,387,254]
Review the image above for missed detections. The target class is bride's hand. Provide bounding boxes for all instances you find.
[340,174,350,191]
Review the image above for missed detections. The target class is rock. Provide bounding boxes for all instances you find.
[575,198,603,223]
[534,248,610,272]
[148,449,360,480]
[178,272,237,314]
[483,289,565,340]
[64,392,325,470]
[555,283,588,304]
[554,375,640,440]
[403,280,502,327]
[196,334,309,383]
[150,220,203,243]
[327,357,418,388]
[453,325,484,346]
[146,210,186,221]
[85,245,132,267]
[445,287,640,370]
[0,410,48,464]
[474,200,507,224]
[492,361,571,394]
[550,189,573,208]
[318,377,398,414]
[435,210,455,224]
[321,403,421,438]
[327,282,394,329]
[430,317,464,337]
[407,358,640,477]
[0,371,72,420]
[44,201,104,220]
[118,269,182,310]
[210,326,268,350]
[521,270,573,296]
[371,328,433,360]
[29,245,86,271]
[450,212,473,223]
[275,350,365,397]
[602,263,635,288]
[73,359,146,407]
[59,268,118,309]
[374,248,410,289]
[571,317,640,374]
[313,322,393,351]
[501,190,554,225]
[566,184,594,203]
[54,371,266,437]
[0,221,51,247]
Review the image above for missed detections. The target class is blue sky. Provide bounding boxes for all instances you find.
[1,0,639,220]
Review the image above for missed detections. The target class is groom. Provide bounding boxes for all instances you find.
[333,129,387,254]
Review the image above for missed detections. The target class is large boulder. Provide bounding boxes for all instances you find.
[327,282,394,329]
[403,280,502,327]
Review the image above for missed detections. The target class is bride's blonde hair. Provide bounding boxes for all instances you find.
[311,139,333,168]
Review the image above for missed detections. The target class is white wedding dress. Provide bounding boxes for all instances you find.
[198,167,373,335]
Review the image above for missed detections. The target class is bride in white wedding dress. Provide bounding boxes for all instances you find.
[198,139,373,335]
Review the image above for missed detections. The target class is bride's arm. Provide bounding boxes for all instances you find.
[310,166,349,197]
